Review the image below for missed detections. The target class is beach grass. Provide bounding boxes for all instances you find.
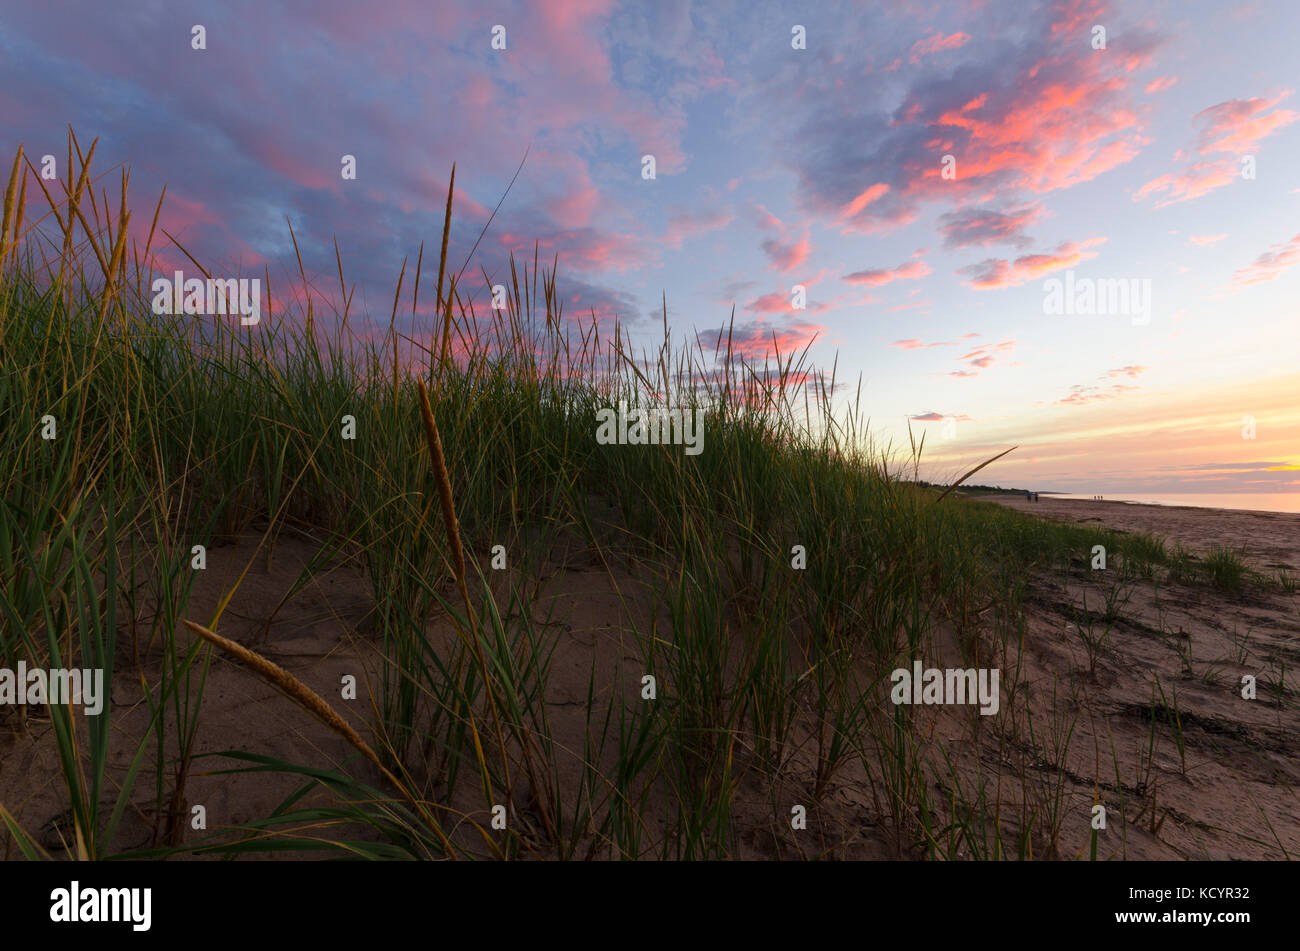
[0,135,1291,861]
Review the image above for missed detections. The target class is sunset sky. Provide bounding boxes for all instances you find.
[3,0,1297,495]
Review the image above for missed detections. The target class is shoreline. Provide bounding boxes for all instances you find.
[1035,493,1299,517]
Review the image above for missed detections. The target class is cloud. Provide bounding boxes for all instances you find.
[1194,93,1299,155]
[937,203,1044,249]
[1230,232,1300,287]
[1048,0,1107,38]
[756,3,1155,238]
[762,234,812,271]
[909,32,970,65]
[0,0,732,341]
[548,274,642,326]
[745,290,796,314]
[843,258,932,287]
[958,237,1106,289]
[1144,75,1178,94]
[1189,233,1227,247]
[838,183,891,222]
[950,338,1015,377]
[663,204,734,249]
[1136,94,1298,207]
[888,300,934,313]
[1106,365,1148,378]
[701,318,825,361]
[712,275,759,304]
[749,202,785,231]
[1134,161,1239,208]
[910,411,974,423]
[741,266,843,315]
[891,332,980,349]
[497,223,646,274]
[1056,382,1141,405]
[1161,460,1299,474]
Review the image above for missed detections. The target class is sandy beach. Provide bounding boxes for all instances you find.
[6,491,1298,860]
[949,491,1300,859]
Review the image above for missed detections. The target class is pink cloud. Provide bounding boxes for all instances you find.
[1136,94,1298,208]
[949,339,1015,378]
[1195,93,1299,155]
[839,183,891,221]
[909,32,970,65]
[1189,233,1228,247]
[663,205,734,249]
[1048,0,1106,37]
[910,56,1148,198]
[751,202,784,231]
[1056,383,1141,405]
[762,234,812,271]
[501,226,644,273]
[1230,232,1300,287]
[958,237,1106,289]
[713,319,826,361]
[745,290,796,314]
[938,202,1045,249]
[743,268,835,315]
[891,332,979,349]
[1144,76,1178,94]
[1134,161,1238,208]
[1106,365,1148,378]
[842,258,932,287]
[252,139,342,194]
[154,191,221,241]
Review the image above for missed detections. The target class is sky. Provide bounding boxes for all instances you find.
[3,0,1297,496]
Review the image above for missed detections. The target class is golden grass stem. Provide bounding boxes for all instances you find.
[432,164,455,374]
[182,619,460,858]
[0,143,22,267]
[416,379,469,597]
[415,377,527,830]
[183,619,387,775]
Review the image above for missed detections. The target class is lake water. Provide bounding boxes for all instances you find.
[1042,492,1300,514]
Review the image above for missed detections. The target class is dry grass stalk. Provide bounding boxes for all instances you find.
[184,619,388,774]
[416,379,470,607]
[415,377,535,829]
[0,144,22,267]
[182,618,459,857]
[11,159,27,267]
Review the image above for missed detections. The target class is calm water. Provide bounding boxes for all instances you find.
[1043,492,1300,514]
